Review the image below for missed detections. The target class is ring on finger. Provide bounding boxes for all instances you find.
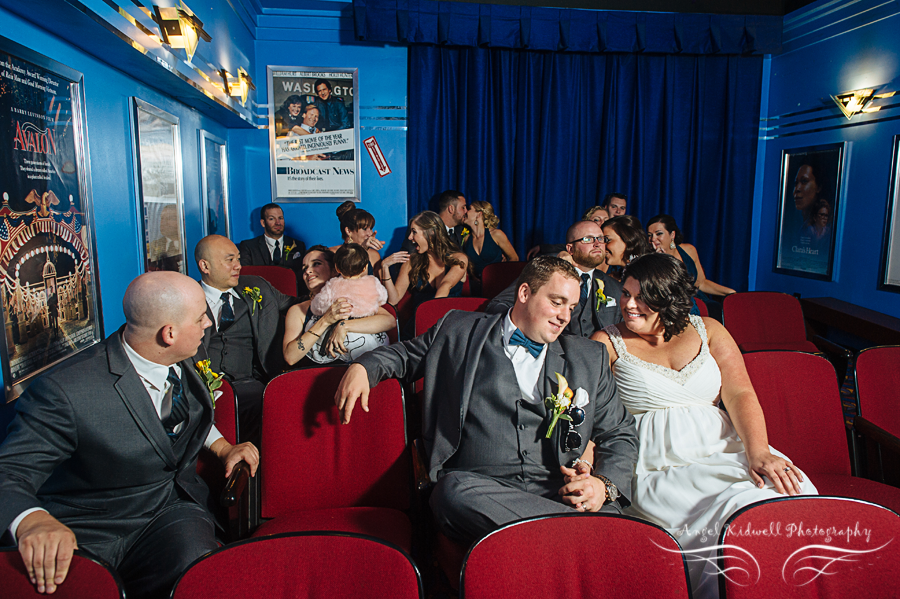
[784,467,792,473]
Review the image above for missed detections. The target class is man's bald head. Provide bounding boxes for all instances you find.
[123,271,198,332]
[195,234,231,264]
[195,235,242,291]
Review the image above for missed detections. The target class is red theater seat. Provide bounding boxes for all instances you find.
[722,292,818,354]
[1,549,124,599]
[481,261,526,299]
[239,265,298,297]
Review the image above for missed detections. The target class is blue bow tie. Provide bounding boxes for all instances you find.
[509,328,544,358]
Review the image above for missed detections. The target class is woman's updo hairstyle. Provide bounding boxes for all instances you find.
[336,201,375,239]
[622,253,696,342]
[646,214,685,245]
[469,201,500,230]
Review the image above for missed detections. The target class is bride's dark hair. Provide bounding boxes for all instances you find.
[622,253,696,342]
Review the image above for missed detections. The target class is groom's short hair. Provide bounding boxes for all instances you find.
[518,256,580,295]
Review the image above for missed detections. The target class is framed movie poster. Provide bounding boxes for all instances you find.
[774,143,844,280]
[267,66,359,202]
[200,130,229,238]
[879,135,900,292]
[131,98,187,274]
[0,36,104,400]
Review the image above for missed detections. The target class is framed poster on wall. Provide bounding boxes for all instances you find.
[0,35,104,400]
[131,98,187,274]
[267,66,359,202]
[200,130,229,238]
[774,143,844,281]
[879,135,900,292]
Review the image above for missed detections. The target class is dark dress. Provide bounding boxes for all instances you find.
[464,231,504,279]
[677,246,709,317]
[401,266,464,340]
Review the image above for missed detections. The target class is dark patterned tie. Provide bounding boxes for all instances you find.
[273,240,281,265]
[162,367,188,439]
[219,292,234,331]
[509,328,544,358]
[580,273,591,306]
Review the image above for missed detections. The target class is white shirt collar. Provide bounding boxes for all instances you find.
[121,333,180,392]
[200,280,238,307]
[264,234,283,252]
[501,310,547,360]
[574,266,595,279]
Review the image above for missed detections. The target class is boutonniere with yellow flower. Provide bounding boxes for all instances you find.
[195,360,223,405]
[459,226,471,245]
[544,372,590,439]
[595,281,610,311]
[242,286,262,314]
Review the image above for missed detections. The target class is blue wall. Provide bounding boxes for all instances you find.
[751,0,900,318]
[228,6,409,254]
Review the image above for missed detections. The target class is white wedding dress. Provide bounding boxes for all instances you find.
[604,315,817,599]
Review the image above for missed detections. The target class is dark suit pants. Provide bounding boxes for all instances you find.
[430,470,621,544]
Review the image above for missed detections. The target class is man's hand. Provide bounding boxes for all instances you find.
[559,463,606,512]
[526,245,541,260]
[334,363,370,424]
[210,438,259,477]
[17,511,77,594]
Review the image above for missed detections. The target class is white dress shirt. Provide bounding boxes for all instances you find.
[9,335,223,541]
[501,311,548,404]
[201,281,240,330]
[264,234,284,261]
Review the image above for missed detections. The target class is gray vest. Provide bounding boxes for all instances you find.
[567,275,594,338]
[443,324,558,483]
[207,299,255,381]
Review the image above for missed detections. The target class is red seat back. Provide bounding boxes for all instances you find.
[723,292,810,350]
[260,367,409,518]
[481,261,526,299]
[197,379,237,482]
[173,533,422,599]
[694,297,709,317]
[855,346,900,437]
[239,265,297,296]
[1,549,124,599]
[414,297,488,337]
[743,351,850,476]
[462,514,689,599]
[719,496,900,599]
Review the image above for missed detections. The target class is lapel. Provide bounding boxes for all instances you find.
[107,328,178,468]
[203,305,215,343]
[541,337,571,464]
[177,354,214,466]
[257,236,272,265]
[236,277,261,342]
[458,313,501,425]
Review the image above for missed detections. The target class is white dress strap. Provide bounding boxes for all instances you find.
[603,324,627,360]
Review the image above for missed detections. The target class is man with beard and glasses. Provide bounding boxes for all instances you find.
[487,220,622,338]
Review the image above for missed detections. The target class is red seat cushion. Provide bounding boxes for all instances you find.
[811,473,900,514]
[251,507,412,553]
[739,341,819,353]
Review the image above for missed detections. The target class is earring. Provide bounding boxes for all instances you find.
[669,241,676,249]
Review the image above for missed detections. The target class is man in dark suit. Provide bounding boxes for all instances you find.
[486,220,623,338]
[197,235,298,444]
[336,256,637,543]
[0,271,258,598]
[238,203,306,294]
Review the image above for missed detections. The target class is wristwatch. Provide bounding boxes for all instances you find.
[594,474,619,504]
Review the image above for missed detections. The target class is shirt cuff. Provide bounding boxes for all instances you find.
[9,508,48,543]
[205,425,224,449]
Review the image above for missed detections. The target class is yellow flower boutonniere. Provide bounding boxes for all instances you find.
[544,372,574,438]
[595,281,609,311]
[243,286,262,314]
[195,359,223,405]
[284,242,296,255]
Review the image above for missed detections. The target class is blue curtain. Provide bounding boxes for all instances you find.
[407,46,763,291]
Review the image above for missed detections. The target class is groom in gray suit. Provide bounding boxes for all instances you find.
[336,256,638,543]
[0,271,258,598]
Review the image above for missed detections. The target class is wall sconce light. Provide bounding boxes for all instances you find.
[220,68,255,107]
[153,4,211,63]
[831,88,875,119]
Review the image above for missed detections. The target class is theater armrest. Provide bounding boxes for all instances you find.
[809,334,853,382]
[854,417,900,454]
[412,438,433,494]
[221,460,250,507]
[854,416,900,486]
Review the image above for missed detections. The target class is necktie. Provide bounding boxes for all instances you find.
[273,240,281,265]
[580,273,591,306]
[162,367,188,439]
[509,328,544,358]
[219,292,235,331]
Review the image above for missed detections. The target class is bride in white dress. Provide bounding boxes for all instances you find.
[589,253,817,599]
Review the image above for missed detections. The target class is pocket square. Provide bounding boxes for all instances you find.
[606,298,616,307]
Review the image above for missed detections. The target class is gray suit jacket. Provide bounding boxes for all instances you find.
[0,328,213,559]
[203,274,298,380]
[355,310,638,505]
[485,270,623,337]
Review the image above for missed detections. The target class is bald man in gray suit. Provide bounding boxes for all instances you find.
[0,272,258,599]
[336,256,637,543]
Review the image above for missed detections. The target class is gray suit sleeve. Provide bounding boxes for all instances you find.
[0,376,76,530]
[588,344,638,507]
[354,315,446,387]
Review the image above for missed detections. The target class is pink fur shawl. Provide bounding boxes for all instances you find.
[310,275,388,317]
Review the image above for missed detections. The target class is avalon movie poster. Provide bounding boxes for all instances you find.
[0,36,102,400]
[267,66,359,202]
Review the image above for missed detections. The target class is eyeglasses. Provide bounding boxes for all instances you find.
[573,236,605,245]
[564,406,586,451]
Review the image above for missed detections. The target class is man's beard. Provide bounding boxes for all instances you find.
[572,247,605,270]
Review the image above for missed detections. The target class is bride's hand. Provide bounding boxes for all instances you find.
[748,450,804,496]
